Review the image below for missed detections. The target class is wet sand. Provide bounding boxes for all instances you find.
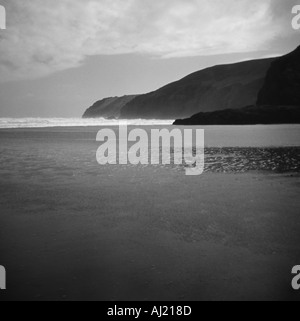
[0,127,300,301]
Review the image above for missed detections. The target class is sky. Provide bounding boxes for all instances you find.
[0,0,299,117]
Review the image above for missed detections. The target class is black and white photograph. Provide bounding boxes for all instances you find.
[0,0,300,304]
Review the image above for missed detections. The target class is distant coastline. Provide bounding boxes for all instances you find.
[82,45,300,125]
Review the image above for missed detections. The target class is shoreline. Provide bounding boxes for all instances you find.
[1,123,300,130]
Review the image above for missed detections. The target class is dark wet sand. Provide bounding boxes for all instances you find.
[0,127,300,301]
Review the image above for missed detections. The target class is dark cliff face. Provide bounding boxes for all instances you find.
[173,46,300,126]
[257,46,300,106]
[120,58,274,119]
[83,95,138,119]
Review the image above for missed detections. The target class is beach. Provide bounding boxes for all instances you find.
[0,125,300,301]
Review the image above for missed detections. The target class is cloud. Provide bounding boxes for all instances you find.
[0,0,297,82]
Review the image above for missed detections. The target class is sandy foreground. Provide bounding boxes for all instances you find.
[0,127,300,301]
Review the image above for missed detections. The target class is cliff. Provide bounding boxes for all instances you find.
[119,58,274,119]
[82,95,138,119]
[173,46,300,125]
[83,46,300,122]
[257,46,300,106]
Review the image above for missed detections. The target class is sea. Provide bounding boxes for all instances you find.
[0,117,299,147]
[0,118,300,173]
[1,118,300,301]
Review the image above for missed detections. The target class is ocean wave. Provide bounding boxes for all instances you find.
[0,118,175,129]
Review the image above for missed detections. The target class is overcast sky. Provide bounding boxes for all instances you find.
[0,0,299,117]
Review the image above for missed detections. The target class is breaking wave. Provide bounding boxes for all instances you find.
[0,118,174,129]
